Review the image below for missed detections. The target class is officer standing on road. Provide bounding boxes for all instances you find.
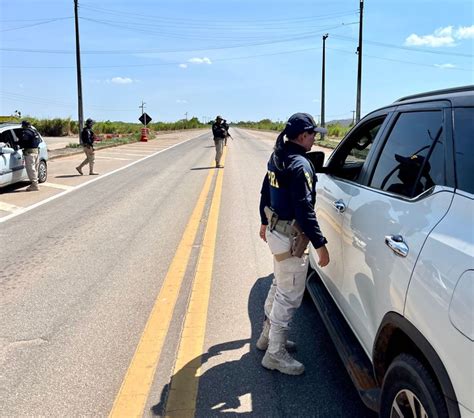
[20,120,41,192]
[211,115,228,168]
[76,118,99,176]
[257,113,330,375]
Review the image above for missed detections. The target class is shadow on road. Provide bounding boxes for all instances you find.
[55,175,82,179]
[190,166,218,171]
[0,181,30,194]
[152,274,376,417]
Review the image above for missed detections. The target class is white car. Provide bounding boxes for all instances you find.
[307,86,473,418]
[0,123,48,188]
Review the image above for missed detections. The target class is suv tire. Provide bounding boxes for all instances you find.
[380,353,448,418]
[38,160,47,183]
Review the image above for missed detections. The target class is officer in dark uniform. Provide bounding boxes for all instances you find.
[76,118,98,175]
[257,113,330,375]
[20,120,41,191]
[211,115,228,167]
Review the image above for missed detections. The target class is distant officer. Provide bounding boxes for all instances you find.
[257,113,330,375]
[76,118,99,176]
[211,115,228,168]
[20,120,41,191]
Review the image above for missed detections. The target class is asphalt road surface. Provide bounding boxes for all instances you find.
[0,128,376,417]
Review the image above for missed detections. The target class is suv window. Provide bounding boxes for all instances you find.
[370,111,445,198]
[0,129,15,147]
[454,108,474,195]
[329,116,386,183]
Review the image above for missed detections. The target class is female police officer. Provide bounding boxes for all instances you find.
[257,113,330,375]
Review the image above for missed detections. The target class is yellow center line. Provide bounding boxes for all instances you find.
[164,147,227,417]
[109,165,216,418]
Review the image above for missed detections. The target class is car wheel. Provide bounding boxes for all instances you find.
[380,353,448,418]
[38,160,47,183]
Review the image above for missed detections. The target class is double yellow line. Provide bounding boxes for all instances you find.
[109,150,227,418]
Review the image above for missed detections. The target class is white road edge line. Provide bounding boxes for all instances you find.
[0,135,204,224]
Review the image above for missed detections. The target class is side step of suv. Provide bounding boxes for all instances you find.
[306,270,380,412]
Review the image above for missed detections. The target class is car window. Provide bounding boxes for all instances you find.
[370,111,445,198]
[329,116,386,183]
[0,129,15,147]
[454,108,474,195]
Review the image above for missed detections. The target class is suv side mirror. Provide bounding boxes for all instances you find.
[306,151,326,172]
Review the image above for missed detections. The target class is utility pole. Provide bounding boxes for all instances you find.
[74,0,84,142]
[355,0,364,123]
[321,33,329,139]
[139,100,146,128]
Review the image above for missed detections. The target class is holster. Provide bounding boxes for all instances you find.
[290,222,310,258]
[264,206,279,231]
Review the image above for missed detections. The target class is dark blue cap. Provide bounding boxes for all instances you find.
[285,113,327,137]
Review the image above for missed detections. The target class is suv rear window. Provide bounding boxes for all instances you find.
[454,108,474,195]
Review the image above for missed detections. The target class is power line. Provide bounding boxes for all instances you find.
[0,17,72,32]
[0,46,322,69]
[0,22,356,55]
[331,34,473,58]
[79,3,359,26]
[327,47,473,72]
[1,90,136,111]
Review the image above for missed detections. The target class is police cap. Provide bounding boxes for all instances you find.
[285,113,327,137]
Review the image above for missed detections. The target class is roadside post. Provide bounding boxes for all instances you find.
[139,112,152,142]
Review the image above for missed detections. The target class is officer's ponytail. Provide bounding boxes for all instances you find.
[272,128,287,171]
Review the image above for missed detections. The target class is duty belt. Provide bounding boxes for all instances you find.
[264,206,309,261]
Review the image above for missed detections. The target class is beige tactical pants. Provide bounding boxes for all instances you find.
[264,227,309,343]
[78,145,95,173]
[214,138,224,166]
[24,149,39,186]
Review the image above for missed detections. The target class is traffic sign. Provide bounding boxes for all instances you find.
[139,112,152,125]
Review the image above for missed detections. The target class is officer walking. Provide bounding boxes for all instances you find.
[76,118,99,176]
[211,115,228,168]
[20,120,41,191]
[257,113,330,375]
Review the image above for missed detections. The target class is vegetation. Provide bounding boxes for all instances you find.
[22,117,207,137]
[235,119,352,139]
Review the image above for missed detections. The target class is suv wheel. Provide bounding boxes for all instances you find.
[38,160,47,183]
[380,353,448,418]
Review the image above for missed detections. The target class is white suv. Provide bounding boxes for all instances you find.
[307,86,473,418]
[0,123,48,188]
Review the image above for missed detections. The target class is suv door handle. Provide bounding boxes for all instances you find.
[332,199,346,213]
[385,235,409,257]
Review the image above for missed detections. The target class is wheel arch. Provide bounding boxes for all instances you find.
[373,312,461,418]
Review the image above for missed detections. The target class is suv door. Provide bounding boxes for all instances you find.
[312,111,390,307]
[10,129,27,183]
[0,129,24,187]
[339,104,454,354]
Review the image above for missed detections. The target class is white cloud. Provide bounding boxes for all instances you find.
[179,63,188,69]
[312,98,320,103]
[434,63,456,69]
[455,25,474,39]
[110,77,134,84]
[188,57,212,65]
[176,99,188,104]
[405,25,474,48]
[405,26,455,47]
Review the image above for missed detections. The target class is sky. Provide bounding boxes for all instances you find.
[0,0,473,123]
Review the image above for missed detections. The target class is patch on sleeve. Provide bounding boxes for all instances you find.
[304,171,313,190]
[268,170,279,188]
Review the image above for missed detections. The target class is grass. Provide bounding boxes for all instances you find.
[67,132,149,149]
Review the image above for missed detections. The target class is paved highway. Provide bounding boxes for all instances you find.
[0,128,375,417]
